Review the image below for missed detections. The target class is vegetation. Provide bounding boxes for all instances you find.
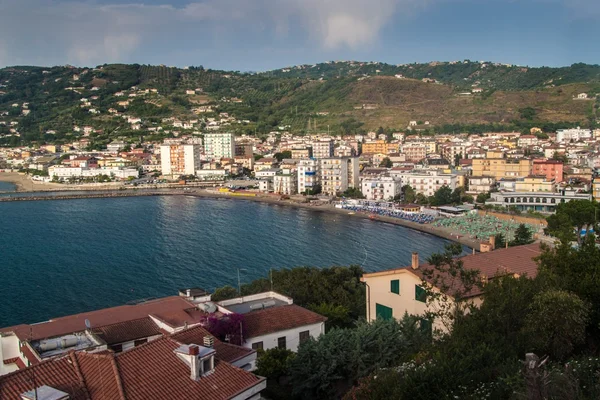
[341,187,365,199]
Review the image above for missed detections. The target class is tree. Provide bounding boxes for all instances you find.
[274,150,292,162]
[379,157,392,168]
[546,200,598,244]
[551,151,568,163]
[523,290,589,360]
[211,285,238,301]
[494,232,507,249]
[476,192,491,204]
[430,185,453,206]
[402,184,416,203]
[341,187,365,199]
[519,107,537,120]
[309,303,354,330]
[255,348,296,382]
[511,224,533,246]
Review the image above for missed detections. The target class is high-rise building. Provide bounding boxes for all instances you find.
[160,144,201,176]
[297,159,320,194]
[204,133,235,160]
[319,157,359,196]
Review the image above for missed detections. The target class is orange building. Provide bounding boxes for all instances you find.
[532,159,564,183]
[362,140,390,155]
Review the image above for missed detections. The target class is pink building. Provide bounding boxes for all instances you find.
[532,159,564,183]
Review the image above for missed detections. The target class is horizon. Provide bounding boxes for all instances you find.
[0,0,599,70]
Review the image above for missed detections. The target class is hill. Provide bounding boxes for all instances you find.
[0,61,599,146]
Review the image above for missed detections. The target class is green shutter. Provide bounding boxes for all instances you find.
[420,318,432,335]
[390,279,400,295]
[375,303,393,321]
[415,285,427,303]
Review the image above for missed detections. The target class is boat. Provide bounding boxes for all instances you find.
[369,214,377,220]
[348,212,355,215]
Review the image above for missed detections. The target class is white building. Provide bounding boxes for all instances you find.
[361,176,402,201]
[273,174,297,195]
[107,141,126,153]
[390,169,458,196]
[160,144,201,176]
[297,159,320,194]
[320,157,360,196]
[312,138,334,159]
[204,132,235,160]
[215,292,327,352]
[48,166,139,181]
[556,128,592,143]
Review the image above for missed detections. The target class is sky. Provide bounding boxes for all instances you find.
[0,0,598,71]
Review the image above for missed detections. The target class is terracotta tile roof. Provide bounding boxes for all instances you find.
[0,355,90,400]
[364,243,542,299]
[172,326,254,363]
[2,296,198,342]
[244,304,327,338]
[92,317,161,345]
[0,327,264,400]
[3,357,26,369]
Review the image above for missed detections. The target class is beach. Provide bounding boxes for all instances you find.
[0,172,484,250]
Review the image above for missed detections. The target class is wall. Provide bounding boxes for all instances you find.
[244,322,325,353]
[476,210,547,227]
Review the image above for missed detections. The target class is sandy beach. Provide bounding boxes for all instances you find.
[0,174,484,250]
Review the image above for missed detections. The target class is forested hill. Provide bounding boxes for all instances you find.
[0,61,599,146]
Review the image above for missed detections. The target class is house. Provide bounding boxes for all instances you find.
[361,244,542,332]
[0,325,265,400]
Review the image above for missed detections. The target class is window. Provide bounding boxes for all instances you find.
[252,342,263,350]
[415,285,427,303]
[110,344,123,353]
[419,318,432,335]
[202,358,212,374]
[134,338,147,347]
[299,330,310,344]
[375,303,393,320]
[390,279,400,295]
[277,336,286,349]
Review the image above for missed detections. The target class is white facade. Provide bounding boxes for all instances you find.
[204,133,235,160]
[195,169,227,180]
[390,170,458,196]
[160,144,201,176]
[361,176,402,201]
[273,174,297,195]
[245,323,325,353]
[556,128,592,143]
[319,157,360,196]
[48,166,139,180]
[312,139,334,159]
[297,159,320,194]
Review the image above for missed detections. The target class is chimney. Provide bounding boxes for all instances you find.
[188,345,201,381]
[411,252,419,269]
[489,235,496,250]
[203,336,214,348]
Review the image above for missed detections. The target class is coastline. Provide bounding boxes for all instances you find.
[0,173,483,250]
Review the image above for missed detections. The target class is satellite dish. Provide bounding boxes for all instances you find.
[85,319,91,329]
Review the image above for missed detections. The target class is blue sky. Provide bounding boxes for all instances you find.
[0,0,598,71]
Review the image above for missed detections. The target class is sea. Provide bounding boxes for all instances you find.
[0,195,460,327]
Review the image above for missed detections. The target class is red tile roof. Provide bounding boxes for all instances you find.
[2,297,198,342]
[244,304,327,338]
[93,317,161,345]
[172,326,254,364]
[364,243,542,299]
[0,327,264,400]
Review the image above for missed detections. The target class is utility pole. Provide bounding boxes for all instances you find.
[237,268,247,296]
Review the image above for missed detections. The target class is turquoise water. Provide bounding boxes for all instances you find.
[0,196,459,327]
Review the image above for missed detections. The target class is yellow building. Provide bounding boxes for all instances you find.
[593,178,600,201]
[472,157,532,180]
[361,244,542,332]
[515,176,555,192]
[362,140,390,155]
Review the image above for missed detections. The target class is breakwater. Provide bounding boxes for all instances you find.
[0,191,170,202]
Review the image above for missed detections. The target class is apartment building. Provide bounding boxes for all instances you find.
[487,189,592,213]
[291,147,313,159]
[390,169,458,197]
[235,142,254,158]
[273,173,297,195]
[514,176,555,192]
[467,176,496,195]
[362,140,390,155]
[556,128,592,143]
[593,178,600,201]
[440,143,468,165]
[400,143,428,162]
[297,159,320,194]
[532,159,564,182]
[160,144,201,176]
[312,138,334,159]
[471,156,532,180]
[204,132,235,160]
[319,157,360,196]
[361,176,402,201]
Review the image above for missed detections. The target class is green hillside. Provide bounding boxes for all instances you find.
[0,61,599,146]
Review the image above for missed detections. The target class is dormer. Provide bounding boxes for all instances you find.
[174,344,216,381]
